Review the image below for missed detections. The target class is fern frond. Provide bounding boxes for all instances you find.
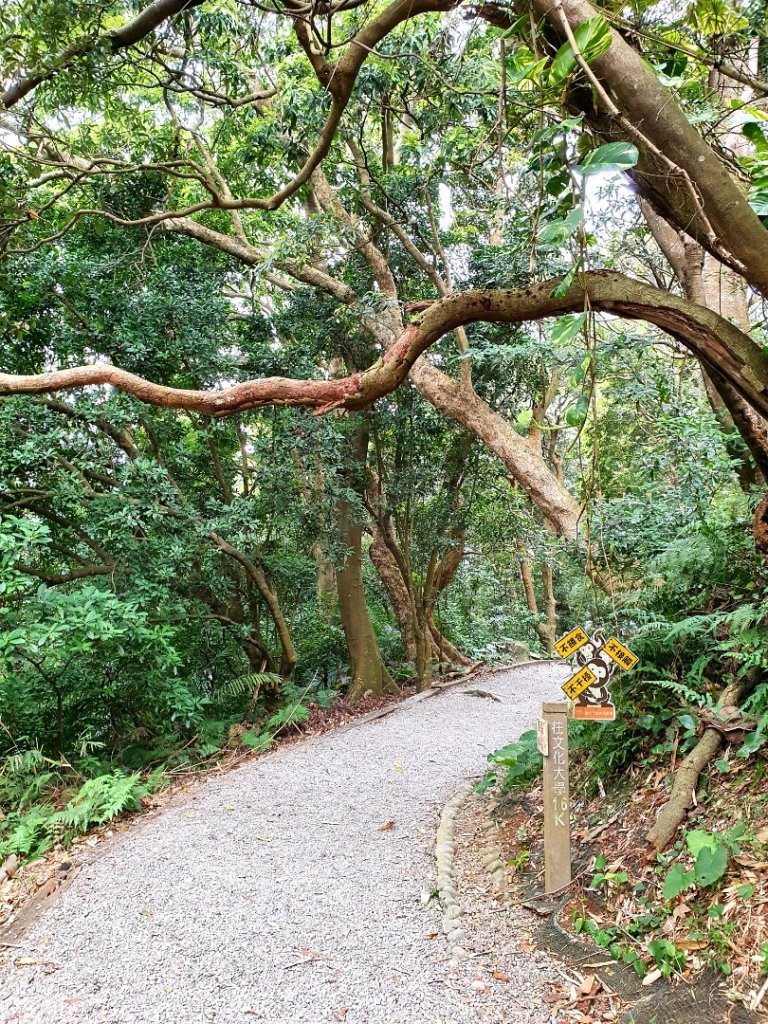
[215,672,283,703]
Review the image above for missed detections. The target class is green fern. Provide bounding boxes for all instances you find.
[59,771,162,834]
[215,672,283,703]
[0,804,57,861]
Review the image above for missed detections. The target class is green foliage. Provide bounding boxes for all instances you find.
[549,17,613,86]
[1,0,767,891]
[660,826,745,902]
[214,673,284,705]
[0,760,163,861]
[477,730,542,793]
[575,142,640,176]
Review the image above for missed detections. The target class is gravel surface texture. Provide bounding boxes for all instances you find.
[0,662,567,1024]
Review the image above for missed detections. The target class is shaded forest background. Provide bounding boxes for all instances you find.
[0,0,766,876]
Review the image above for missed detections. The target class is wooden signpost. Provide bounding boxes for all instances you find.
[540,702,571,894]
[538,627,638,894]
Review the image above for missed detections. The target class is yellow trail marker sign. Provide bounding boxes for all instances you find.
[603,636,638,671]
[561,665,596,701]
[554,626,589,659]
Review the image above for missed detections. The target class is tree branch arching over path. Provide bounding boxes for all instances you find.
[2,272,766,421]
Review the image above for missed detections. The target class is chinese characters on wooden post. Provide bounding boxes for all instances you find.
[541,702,571,894]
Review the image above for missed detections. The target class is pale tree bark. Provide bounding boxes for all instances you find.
[504,0,768,298]
[642,204,768,486]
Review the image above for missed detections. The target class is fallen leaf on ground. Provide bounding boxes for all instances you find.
[736,855,768,869]
[491,970,511,982]
[578,974,599,997]
[378,820,395,831]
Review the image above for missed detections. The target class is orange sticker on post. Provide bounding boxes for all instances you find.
[561,665,596,701]
[555,626,589,659]
[603,636,638,671]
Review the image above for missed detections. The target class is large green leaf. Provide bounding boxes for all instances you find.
[549,17,612,87]
[663,863,695,901]
[575,142,639,176]
[686,829,718,857]
[694,845,729,887]
[538,206,584,246]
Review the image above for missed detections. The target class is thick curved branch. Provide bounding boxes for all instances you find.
[2,272,767,421]
[13,561,116,586]
[1,0,207,111]
[479,0,768,298]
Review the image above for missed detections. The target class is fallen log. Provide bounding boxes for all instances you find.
[646,671,760,851]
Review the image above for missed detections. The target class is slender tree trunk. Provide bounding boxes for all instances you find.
[517,542,557,656]
[312,541,337,616]
[209,533,297,676]
[540,562,558,657]
[369,515,472,685]
[428,623,474,668]
[369,525,418,663]
[335,424,397,700]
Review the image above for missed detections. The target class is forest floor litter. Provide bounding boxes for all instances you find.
[0,662,569,1024]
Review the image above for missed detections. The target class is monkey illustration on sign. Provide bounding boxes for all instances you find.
[573,629,618,712]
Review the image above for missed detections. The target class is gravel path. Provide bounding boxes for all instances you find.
[0,662,567,1024]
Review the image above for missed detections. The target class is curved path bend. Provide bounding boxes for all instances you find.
[1,663,567,1024]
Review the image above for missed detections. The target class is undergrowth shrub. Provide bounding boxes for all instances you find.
[0,756,164,862]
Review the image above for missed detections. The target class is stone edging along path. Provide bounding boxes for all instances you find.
[1,661,567,1024]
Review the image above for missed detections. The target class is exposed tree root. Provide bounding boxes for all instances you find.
[646,673,759,851]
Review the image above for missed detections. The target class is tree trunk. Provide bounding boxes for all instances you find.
[540,562,558,657]
[208,532,297,676]
[336,499,397,699]
[366,518,434,690]
[428,622,475,669]
[518,542,558,656]
[369,525,418,663]
[335,424,397,700]
[312,541,337,616]
[642,202,768,487]
[368,513,473,686]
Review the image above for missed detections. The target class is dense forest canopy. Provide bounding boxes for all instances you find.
[0,0,767,859]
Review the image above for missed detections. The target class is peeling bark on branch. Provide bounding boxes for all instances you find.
[4,272,766,421]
